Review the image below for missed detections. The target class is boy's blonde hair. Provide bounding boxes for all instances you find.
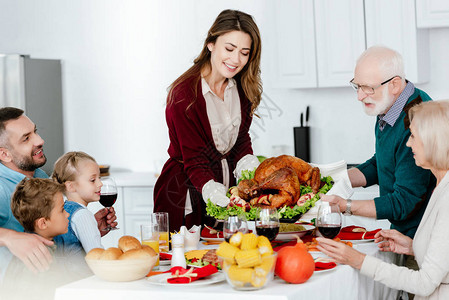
[52,151,97,184]
[11,178,65,232]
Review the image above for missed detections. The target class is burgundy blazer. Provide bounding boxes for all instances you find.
[153,76,254,232]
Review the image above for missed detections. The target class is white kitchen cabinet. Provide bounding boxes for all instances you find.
[365,0,430,84]
[87,171,156,248]
[416,0,449,28]
[267,0,363,88]
[314,0,365,88]
[266,0,317,88]
[268,0,430,88]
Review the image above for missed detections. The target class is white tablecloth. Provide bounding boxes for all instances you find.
[55,241,400,300]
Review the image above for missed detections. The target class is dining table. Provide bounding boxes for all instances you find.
[55,213,400,300]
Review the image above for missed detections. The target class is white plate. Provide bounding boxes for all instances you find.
[341,239,375,244]
[200,237,224,242]
[276,225,315,241]
[309,251,329,259]
[314,265,338,274]
[147,272,225,287]
[159,259,171,266]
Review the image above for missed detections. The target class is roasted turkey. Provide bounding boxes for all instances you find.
[235,155,320,209]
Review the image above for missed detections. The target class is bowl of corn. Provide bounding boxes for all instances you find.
[216,232,277,290]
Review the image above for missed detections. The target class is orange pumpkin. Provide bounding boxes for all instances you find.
[275,236,315,283]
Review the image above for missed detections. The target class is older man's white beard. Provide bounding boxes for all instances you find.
[362,87,395,116]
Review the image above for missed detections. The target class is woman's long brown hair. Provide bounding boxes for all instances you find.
[167,9,262,116]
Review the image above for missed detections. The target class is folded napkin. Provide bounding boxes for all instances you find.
[302,160,354,221]
[310,160,354,199]
[180,225,201,251]
[167,265,218,284]
[160,252,172,260]
[336,226,381,240]
[315,261,337,271]
[201,226,223,238]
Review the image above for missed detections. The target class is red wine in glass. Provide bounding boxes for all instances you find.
[99,193,117,207]
[316,203,342,239]
[317,224,341,239]
[256,207,280,242]
[100,176,118,231]
[256,224,280,242]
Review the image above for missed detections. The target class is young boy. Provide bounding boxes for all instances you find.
[1,178,91,300]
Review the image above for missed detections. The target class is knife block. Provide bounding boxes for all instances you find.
[294,126,310,162]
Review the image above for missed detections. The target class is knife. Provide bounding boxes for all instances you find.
[305,106,310,126]
[300,112,304,127]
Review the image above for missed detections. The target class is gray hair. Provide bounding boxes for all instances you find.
[357,45,406,81]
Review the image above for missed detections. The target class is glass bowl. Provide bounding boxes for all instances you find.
[219,252,277,290]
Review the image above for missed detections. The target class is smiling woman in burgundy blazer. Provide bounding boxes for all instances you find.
[153,9,263,232]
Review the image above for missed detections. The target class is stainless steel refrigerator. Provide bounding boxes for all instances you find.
[0,54,64,175]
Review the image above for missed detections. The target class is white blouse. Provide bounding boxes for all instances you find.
[184,78,241,216]
[201,77,242,156]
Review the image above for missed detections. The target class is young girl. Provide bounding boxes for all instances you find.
[52,151,103,255]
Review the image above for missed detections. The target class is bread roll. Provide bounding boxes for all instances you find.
[85,248,105,260]
[100,247,123,260]
[118,235,142,252]
[118,248,153,260]
[141,244,157,257]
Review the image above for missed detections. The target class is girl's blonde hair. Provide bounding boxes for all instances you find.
[409,100,449,170]
[52,151,97,184]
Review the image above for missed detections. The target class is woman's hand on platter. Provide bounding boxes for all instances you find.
[374,229,414,255]
[202,180,230,207]
[316,237,366,270]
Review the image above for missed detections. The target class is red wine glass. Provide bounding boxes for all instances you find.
[99,176,118,231]
[255,207,280,242]
[316,203,342,239]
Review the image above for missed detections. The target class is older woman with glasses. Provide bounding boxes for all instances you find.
[318,100,449,299]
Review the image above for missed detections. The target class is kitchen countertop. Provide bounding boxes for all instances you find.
[108,170,157,187]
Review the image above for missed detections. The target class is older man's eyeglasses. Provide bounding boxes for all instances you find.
[349,76,400,95]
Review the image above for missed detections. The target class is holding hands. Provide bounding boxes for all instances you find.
[375,229,414,255]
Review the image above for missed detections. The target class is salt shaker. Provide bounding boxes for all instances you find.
[170,234,186,268]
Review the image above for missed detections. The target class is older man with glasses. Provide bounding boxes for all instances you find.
[322,46,435,239]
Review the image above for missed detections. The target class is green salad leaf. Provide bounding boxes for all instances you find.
[278,175,333,219]
[237,169,256,184]
[206,200,258,220]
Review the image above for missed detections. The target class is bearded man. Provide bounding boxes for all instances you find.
[321,46,435,239]
[0,107,117,278]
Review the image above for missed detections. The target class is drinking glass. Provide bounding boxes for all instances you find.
[99,176,118,231]
[150,212,169,252]
[223,215,249,242]
[316,203,342,239]
[255,207,280,241]
[141,223,160,266]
